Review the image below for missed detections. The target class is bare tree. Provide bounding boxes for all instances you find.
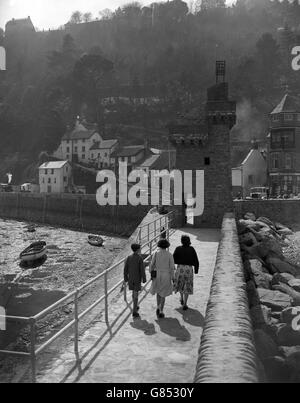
[99,8,113,20]
[83,12,93,23]
[69,11,83,24]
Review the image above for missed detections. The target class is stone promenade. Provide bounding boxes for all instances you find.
[35,228,220,383]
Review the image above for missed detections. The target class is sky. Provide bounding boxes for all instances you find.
[0,0,235,30]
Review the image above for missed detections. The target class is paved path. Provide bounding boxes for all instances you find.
[35,228,220,383]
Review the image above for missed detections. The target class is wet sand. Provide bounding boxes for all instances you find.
[0,218,127,351]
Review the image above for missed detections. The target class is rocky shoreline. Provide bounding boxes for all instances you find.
[239,213,300,383]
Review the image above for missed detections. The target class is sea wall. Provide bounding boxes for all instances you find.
[0,192,149,235]
[234,200,300,226]
[194,213,259,383]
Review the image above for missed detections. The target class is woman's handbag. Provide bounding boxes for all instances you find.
[150,252,157,280]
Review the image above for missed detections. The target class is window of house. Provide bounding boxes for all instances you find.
[98,153,100,158]
[64,176,67,182]
[74,147,78,153]
[91,153,94,159]
[248,175,254,185]
[285,153,292,169]
[48,178,51,184]
[42,178,45,184]
[54,178,56,184]
[272,114,280,122]
[82,146,85,152]
[51,169,54,175]
[105,152,108,157]
[66,154,69,159]
[271,153,280,169]
[82,154,85,160]
[45,169,48,175]
[285,113,294,121]
[66,147,70,153]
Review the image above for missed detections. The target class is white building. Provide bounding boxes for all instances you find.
[39,161,72,193]
[89,139,119,168]
[54,119,102,164]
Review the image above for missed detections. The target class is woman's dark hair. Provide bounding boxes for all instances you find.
[131,243,141,252]
[158,239,170,249]
[181,235,191,247]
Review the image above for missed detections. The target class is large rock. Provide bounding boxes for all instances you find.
[249,259,270,274]
[278,228,294,237]
[272,272,295,286]
[277,325,300,347]
[281,307,300,325]
[288,279,300,293]
[272,283,300,306]
[244,212,256,221]
[254,329,279,360]
[257,288,292,311]
[265,255,298,276]
[239,232,258,247]
[257,216,275,228]
[253,271,273,289]
[238,219,261,234]
[279,345,300,358]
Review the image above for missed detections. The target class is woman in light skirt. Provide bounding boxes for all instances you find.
[149,239,175,318]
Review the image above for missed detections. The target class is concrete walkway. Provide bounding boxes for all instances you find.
[35,228,220,383]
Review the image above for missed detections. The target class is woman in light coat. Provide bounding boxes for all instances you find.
[149,239,175,318]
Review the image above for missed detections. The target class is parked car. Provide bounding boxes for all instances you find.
[0,184,13,192]
[250,187,269,200]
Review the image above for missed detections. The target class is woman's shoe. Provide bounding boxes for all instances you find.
[180,298,184,306]
[183,305,188,311]
[158,312,165,319]
[156,308,160,317]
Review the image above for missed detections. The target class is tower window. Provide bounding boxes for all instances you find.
[204,157,210,166]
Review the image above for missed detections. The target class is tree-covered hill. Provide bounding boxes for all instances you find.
[0,0,300,182]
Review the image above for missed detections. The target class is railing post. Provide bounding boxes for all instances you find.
[30,317,36,384]
[74,290,79,360]
[104,271,109,326]
[154,219,157,240]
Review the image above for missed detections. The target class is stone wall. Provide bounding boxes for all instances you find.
[0,192,149,235]
[194,213,259,383]
[234,199,300,226]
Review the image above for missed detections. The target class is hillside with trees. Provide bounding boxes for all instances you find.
[0,0,300,182]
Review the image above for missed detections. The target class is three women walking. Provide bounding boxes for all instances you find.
[124,234,199,319]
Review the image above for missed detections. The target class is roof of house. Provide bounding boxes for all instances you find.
[39,161,70,170]
[271,93,300,114]
[62,121,99,141]
[137,154,161,168]
[111,145,145,158]
[90,139,118,151]
[233,148,266,169]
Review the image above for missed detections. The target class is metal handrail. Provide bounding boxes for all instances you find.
[0,211,175,383]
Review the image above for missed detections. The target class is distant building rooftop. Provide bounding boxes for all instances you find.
[111,145,145,158]
[90,139,118,150]
[39,161,69,170]
[62,119,99,141]
[271,93,300,114]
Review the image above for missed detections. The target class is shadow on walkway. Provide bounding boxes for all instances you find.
[175,308,205,328]
[130,319,156,336]
[155,318,191,342]
[176,228,221,243]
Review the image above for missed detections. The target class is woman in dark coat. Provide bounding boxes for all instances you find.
[173,235,199,310]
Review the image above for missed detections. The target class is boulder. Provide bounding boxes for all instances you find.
[250,305,272,328]
[244,212,256,221]
[265,255,298,276]
[279,346,300,358]
[249,258,270,274]
[257,288,292,311]
[277,325,300,347]
[288,279,300,293]
[272,283,300,306]
[239,232,258,247]
[238,219,261,233]
[281,307,300,325]
[272,272,295,286]
[257,216,275,228]
[254,329,279,360]
[277,228,294,237]
[253,271,273,289]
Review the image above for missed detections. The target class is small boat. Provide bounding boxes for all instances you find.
[20,241,47,263]
[88,235,104,247]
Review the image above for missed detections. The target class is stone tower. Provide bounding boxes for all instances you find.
[169,62,236,228]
